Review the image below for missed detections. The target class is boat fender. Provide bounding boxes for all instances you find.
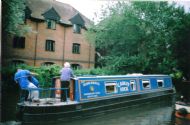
[178,108,188,116]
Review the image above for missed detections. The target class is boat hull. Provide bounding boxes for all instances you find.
[17,89,174,125]
[174,102,190,125]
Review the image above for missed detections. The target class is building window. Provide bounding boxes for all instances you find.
[142,80,151,89]
[72,43,80,54]
[157,80,164,88]
[46,20,56,29]
[105,82,117,94]
[71,64,81,70]
[13,36,25,49]
[12,60,25,66]
[45,40,55,51]
[42,62,54,66]
[73,24,81,33]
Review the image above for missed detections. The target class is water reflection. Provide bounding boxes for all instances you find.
[2,90,174,125]
[9,101,172,125]
[61,102,173,125]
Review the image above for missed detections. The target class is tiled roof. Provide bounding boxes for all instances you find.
[26,0,92,26]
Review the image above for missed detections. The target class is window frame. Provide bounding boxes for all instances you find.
[142,79,151,89]
[73,24,81,34]
[157,79,164,88]
[42,62,54,66]
[130,80,137,91]
[105,82,117,94]
[46,19,56,30]
[72,43,80,54]
[45,40,55,52]
[71,64,81,70]
[12,60,25,66]
[13,36,25,49]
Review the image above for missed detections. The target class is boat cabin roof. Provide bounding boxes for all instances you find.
[73,74,170,80]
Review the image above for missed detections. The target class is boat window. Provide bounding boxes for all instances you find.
[105,82,117,94]
[130,80,136,91]
[157,80,164,88]
[142,80,150,89]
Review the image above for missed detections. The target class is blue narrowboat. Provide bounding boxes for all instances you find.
[16,74,175,125]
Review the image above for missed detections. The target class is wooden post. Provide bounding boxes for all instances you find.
[55,78,61,98]
[70,80,74,101]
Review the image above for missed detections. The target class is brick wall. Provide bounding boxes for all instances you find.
[3,19,95,69]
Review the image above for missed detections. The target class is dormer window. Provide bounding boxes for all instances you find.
[69,13,85,34]
[46,20,56,29]
[43,7,60,30]
[73,24,81,33]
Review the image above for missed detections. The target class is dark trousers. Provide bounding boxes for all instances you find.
[20,89,29,102]
[61,81,70,101]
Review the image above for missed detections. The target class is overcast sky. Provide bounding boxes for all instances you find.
[56,0,190,23]
[56,0,109,23]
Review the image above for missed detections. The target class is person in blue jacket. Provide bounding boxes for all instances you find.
[14,69,39,101]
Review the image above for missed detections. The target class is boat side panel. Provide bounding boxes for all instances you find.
[74,80,80,102]
[77,76,173,102]
[164,77,173,88]
[139,76,173,91]
[78,78,139,100]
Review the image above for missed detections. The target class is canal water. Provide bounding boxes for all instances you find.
[1,89,175,125]
[63,101,174,125]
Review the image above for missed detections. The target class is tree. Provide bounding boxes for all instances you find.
[87,1,190,76]
[173,11,190,80]
[2,0,29,36]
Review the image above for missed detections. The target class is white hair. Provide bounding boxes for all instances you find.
[64,62,70,68]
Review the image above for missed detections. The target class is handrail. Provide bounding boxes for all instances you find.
[21,87,68,91]
[19,87,69,103]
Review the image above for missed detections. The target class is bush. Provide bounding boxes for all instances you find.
[2,64,62,88]
[1,64,117,88]
[74,67,117,76]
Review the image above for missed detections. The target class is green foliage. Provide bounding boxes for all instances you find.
[170,71,183,80]
[86,1,190,77]
[2,65,116,88]
[32,65,62,87]
[1,65,17,88]
[74,67,117,76]
[2,0,30,36]
[2,64,62,88]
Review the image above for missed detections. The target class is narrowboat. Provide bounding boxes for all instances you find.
[16,74,175,125]
[175,101,190,125]
[174,81,190,125]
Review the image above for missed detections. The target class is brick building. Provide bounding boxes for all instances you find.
[2,0,95,69]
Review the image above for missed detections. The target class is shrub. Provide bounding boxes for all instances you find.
[1,64,117,88]
[74,67,117,76]
[1,64,62,88]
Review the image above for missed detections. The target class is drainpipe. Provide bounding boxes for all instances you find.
[62,26,66,66]
[34,22,38,66]
[88,44,91,68]
[0,1,1,121]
